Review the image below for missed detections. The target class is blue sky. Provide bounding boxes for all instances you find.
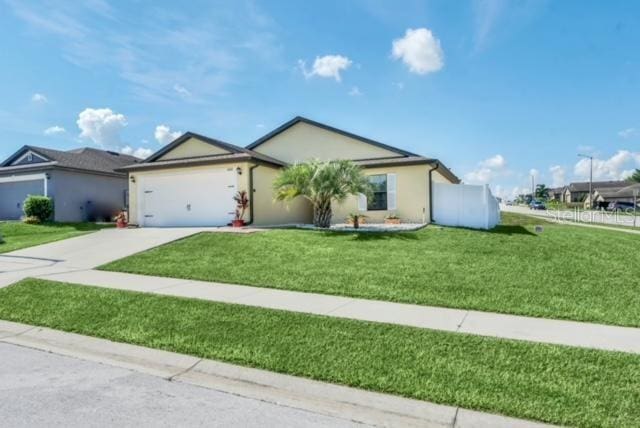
[1,0,639,199]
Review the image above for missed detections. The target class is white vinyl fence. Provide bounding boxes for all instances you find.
[432,183,500,230]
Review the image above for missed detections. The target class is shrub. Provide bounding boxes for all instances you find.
[23,216,41,225]
[23,195,54,222]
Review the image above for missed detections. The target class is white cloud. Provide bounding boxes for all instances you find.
[464,154,508,184]
[121,146,153,159]
[76,108,127,147]
[154,124,182,145]
[298,55,352,82]
[391,28,444,75]
[256,123,265,129]
[492,185,531,201]
[480,154,506,169]
[549,165,566,187]
[43,125,66,135]
[348,86,363,96]
[173,84,191,98]
[618,128,637,139]
[574,150,640,180]
[472,0,506,51]
[8,2,282,102]
[31,93,48,103]
[392,81,405,90]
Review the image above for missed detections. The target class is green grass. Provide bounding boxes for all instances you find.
[0,279,638,427]
[101,212,640,327]
[0,221,112,253]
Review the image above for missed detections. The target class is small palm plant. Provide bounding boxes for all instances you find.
[232,190,249,226]
[347,213,367,229]
[274,160,372,228]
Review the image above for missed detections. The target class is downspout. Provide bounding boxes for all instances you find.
[428,161,440,223]
[246,164,259,225]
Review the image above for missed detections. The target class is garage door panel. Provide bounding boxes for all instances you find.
[0,180,45,220]
[139,169,237,227]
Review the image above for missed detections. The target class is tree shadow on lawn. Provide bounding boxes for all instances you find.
[318,231,420,241]
[486,225,538,236]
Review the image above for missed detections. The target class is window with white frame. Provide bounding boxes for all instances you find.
[358,173,397,212]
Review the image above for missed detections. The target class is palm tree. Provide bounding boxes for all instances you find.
[630,169,640,183]
[274,160,372,228]
[535,184,549,200]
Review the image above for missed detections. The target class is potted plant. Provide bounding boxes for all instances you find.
[115,211,128,228]
[384,214,401,225]
[347,213,367,229]
[232,190,249,227]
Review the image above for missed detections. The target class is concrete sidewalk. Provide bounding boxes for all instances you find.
[37,269,640,355]
[0,320,553,428]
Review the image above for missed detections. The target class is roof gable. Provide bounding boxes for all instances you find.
[146,132,244,163]
[0,145,139,175]
[247,117,418,164]
[1,146,52,167]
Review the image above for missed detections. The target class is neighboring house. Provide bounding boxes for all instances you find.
[119,116,459,227]
[0,146,139,221]
[563,180,627,204]
[592,183,640,207]
[547,187,565,201]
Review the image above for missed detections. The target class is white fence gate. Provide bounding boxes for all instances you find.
[432,183,500,230]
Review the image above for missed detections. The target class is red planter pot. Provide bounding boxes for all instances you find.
[232,219,245,227]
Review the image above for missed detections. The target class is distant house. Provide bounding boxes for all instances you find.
[591,183,640,208]
[563,180,628,204]
[0,146,139,221]
[547,187,565,201]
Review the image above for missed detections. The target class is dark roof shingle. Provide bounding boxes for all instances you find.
[1,145,140,175]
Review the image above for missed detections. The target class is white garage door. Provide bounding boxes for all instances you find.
[138,169,237,227]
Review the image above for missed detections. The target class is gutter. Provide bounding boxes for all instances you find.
[246,164,260,225]
[428,161,440,223]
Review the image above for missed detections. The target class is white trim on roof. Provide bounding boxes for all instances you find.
[11,150,48,166]
[0,173,48,196]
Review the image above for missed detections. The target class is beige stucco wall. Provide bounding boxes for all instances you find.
[158,137,230,161]
[128,162,250,225]
[251,165,313,225]
[253,122,400,163]
[331,164,435,224]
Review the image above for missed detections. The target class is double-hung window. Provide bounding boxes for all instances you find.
[367,174,388,210]
[358,173,397,212]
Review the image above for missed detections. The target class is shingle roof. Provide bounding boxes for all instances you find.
[597,183,640,198]
[117,152,285,172]
[568,180,629,192]
[0,145,140,175]
[133,132,286,170]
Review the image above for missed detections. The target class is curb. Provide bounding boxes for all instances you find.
[0,320,554,428]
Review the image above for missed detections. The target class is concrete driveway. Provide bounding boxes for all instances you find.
[0,227,229,287]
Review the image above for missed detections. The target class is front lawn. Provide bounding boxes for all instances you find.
[101,213,640,327]
[0,279,638,427]
[0,221,112,253]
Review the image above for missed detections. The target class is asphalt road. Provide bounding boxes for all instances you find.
[0,342,363,428]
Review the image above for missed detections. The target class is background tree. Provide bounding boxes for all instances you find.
[629,169,640,183]
[535,184,549,200]
[274,160,371,228]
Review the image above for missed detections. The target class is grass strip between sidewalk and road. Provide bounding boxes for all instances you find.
[100,212,640,328]
[0,279,638,427]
